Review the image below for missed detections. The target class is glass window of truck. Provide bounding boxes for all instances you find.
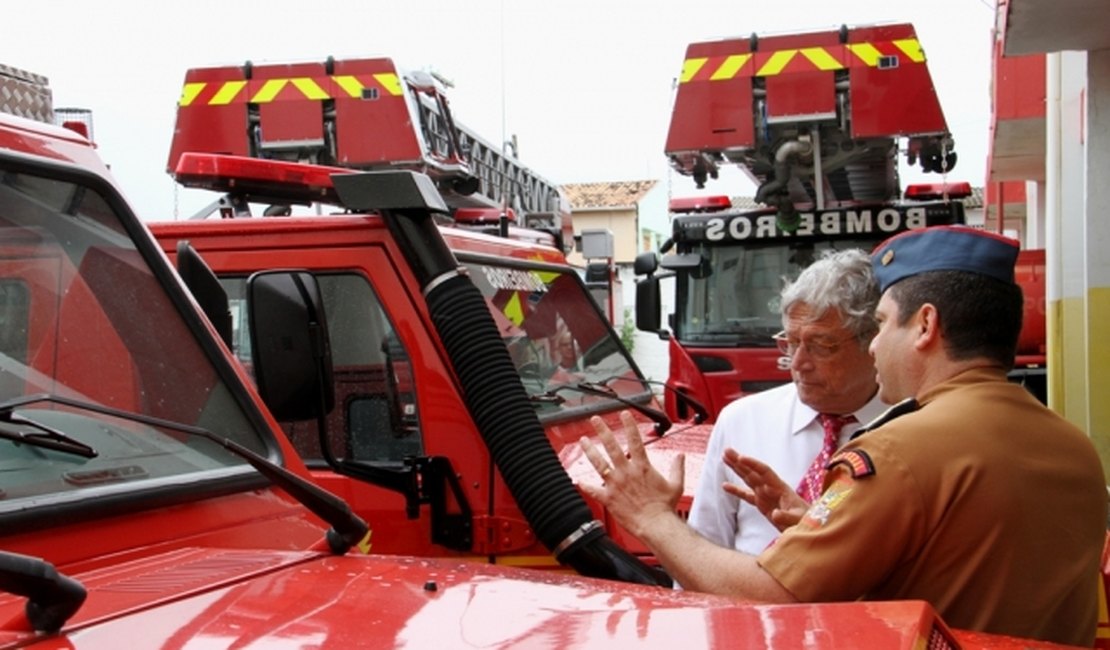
[675,239,878,344]
[460,256,648,411]
[220,256,650,467]
[0,164,271,528]
[221,272,424,466]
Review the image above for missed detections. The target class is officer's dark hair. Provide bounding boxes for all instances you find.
[889,270,1023,370]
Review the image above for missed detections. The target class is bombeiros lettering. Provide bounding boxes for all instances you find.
[703,206,929,241]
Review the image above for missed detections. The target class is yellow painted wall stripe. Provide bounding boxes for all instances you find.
[188,75,406,105]
[1088,286,1110,477]
[680,58,708,83]
[334,75,364,98]
[291,77,329,100]
[374,73,404,96]
[800,47,844,71]
[848,42,884,67]
[710,54,752,80]
[504,292,525,326]
[757,50,797,77]
[251,79,288,103]
[893,38,926,63]
[534,269,559,285]
[671,40,932,83]
[179,82,207,107]
[210,80,247,105]
[1097,565,1110,638]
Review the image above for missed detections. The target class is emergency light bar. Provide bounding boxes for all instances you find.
[669,195,732,213]
[173,152,348,204]
[453,207,517,225]
[904,182,972,201]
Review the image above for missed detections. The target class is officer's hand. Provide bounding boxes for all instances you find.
[723,450,809,531]
[578,411,685,539]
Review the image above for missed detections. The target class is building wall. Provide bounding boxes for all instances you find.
[566,207,638,266]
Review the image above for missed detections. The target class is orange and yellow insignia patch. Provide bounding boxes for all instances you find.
[826,449,876,479]
[799,476,854,528]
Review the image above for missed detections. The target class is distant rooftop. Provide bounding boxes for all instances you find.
[563,181,657,209]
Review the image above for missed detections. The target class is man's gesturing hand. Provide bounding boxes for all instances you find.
[723,450,810,531]
[578,411,685,539]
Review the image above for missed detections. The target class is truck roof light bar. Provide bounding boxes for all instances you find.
[669,195,732,213]
[453,207,517,224]
[904,181,972,201]
[174,152,347,204]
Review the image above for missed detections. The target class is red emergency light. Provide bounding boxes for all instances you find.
[904,182,972,201]
[453,207,517,225]
[61,121,90,140]
[669,195,732,213]
[173,152,347,204]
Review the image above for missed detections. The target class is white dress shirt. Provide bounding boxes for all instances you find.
[687,383,888,555]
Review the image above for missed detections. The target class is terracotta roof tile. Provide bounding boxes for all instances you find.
[562,181,658,209]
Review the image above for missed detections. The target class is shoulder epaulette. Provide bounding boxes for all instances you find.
[849,397,919,441]
[826,449,876,478]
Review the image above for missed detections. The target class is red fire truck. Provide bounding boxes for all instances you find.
[150,57,706,572]
[0,64,1090,649]
[636,23,1046,422]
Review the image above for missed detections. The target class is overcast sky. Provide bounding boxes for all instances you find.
[7,0,997,220]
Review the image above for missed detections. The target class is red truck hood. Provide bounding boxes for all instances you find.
[561,422,715,504]
[0,547,1061,649]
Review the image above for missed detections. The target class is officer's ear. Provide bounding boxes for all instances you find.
[912,303,941,352]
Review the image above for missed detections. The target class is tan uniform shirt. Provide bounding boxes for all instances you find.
[759,367,1107,646]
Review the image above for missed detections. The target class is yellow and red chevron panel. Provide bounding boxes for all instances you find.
[665,23,948,153]
[167,58,421,175]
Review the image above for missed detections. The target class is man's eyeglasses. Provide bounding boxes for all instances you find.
[773,330,858,359]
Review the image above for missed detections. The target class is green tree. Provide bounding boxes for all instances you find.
[620,308,636,354]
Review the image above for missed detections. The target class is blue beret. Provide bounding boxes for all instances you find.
[871,226,1020,293]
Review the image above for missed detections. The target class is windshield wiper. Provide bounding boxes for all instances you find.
[599,375,710,424]
[0,408,97,459]
[0,393,368,555]
[534,381,672,435]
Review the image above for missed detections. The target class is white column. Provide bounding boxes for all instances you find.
[1084,49,1110,460]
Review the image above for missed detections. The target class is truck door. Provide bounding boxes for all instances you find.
[209,244,483,558]
[224,272,423,463]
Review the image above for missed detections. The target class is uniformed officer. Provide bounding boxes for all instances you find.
[579,225,1107,646]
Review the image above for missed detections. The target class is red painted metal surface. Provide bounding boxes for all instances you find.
[166,58,423,175]
[666,23,948,156]
[1,547,1071,649]
[0,113,112,181]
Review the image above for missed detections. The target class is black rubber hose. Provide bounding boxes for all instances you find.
[426,273,667,585]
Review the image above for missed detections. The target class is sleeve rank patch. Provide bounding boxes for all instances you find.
[826,449,876,479]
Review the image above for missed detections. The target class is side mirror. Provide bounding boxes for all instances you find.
[175,241,233,348]
[633,251,658,276]
[247,270,335,421]
[635,276,661,333]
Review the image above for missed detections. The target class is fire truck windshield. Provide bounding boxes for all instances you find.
[674,239,879,345]
[0,166,267,522]
[463,258,648,411]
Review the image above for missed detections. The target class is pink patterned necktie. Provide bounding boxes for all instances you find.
[796,413,857,503]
